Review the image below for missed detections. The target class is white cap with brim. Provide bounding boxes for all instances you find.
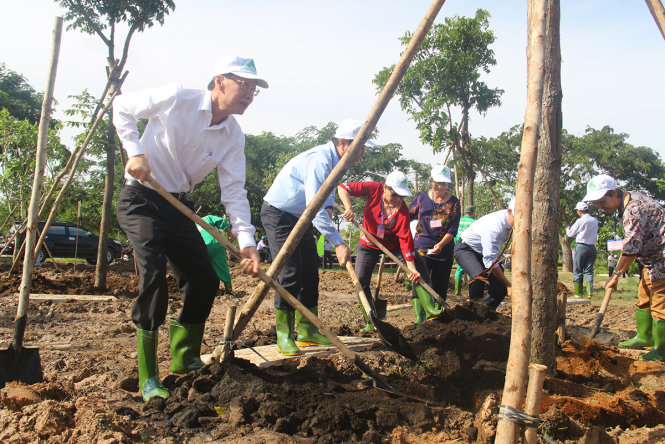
[431,164,452,183]
[583,174,617,201]
[575,202,588,211]
[209,55,269,89]
[508,197,516,212]
[334,119,376,147]
[385,170,412,197]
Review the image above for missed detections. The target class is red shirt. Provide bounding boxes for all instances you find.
[340,181,415,261]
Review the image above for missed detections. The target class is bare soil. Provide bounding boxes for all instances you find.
[1,261,665,443]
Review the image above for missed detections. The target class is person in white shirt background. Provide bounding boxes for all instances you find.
[566,201,599,298]
[113,55,264,402]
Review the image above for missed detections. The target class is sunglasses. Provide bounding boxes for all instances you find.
[224,74,260,96]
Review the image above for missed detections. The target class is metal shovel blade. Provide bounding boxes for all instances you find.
[369,311,417,361]
[0,345,43,389]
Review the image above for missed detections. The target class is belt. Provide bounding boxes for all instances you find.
[124,178,191,201]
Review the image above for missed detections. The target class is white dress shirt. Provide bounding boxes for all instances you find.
[566,213,599,245]
[113,83,256,248]
[460,209,512,268]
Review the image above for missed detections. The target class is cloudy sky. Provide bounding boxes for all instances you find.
[1,1,664,166]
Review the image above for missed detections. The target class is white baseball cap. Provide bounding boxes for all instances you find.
[209,55,269,89]
[431,164,452,183]
[385,170,412,197]
[583,174,617,202]
[575,201,588,211]
[334,119,376,147]
[508,197,516,212]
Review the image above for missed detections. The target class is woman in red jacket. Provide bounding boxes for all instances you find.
[338,170,420,330]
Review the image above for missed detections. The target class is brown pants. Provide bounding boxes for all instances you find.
[636,268,665,320]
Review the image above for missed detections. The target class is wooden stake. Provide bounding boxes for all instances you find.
[522,363,547,444]
[373,254,386,300]
[495,1,547,442]
[221,0,449,358]
[646,0,665,40]
[211,305,237,362]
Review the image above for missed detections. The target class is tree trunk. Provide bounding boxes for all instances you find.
[559,232,573,272]
[530,0,562,376]
[465,170,475,208]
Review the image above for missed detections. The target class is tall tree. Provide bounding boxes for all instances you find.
[373,9,503,207]
[58,0,175,286]
[531,0,562,375]
[0,64,44,124]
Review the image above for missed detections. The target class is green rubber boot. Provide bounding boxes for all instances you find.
[586,281,593,299]
[415,285,443,319]
[573,282,583,298]
[412,298,426,324]
[223,281,235,297]
[275,309,300,356]
[641,318,665,361]
[296,306,333,346]
[169,319,205,374]
[455,278,463,296]
[619,309,654,349]
[136,328,170,402]
[359,302,374,331]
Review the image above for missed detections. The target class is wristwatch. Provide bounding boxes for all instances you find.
[612,268,623,276]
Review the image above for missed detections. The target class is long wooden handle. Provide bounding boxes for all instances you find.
[589,286,614,339]
[345,261,374,316]
[373,254,386,300]
[145,177,358,362]
[334,203,444,304]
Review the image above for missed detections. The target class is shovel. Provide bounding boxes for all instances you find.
[589,286,614,339]
[334,203,448,309]
[344,261,416,360]
[0,310,43,388]
[145,177,409,394]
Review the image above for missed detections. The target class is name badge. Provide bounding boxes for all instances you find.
[377,225,385,239]
[430,219,442,229]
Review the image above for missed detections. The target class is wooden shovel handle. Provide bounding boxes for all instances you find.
[145,177,359,362]
[334,203,445,305]
[345,261,374,316]
[589,286,614,339]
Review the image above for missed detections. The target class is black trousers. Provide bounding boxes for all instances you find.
[453,241,507,309]
[117,184,219,331]
[412,251,453,302]
[261,202,319,311]
[355,244,405,304]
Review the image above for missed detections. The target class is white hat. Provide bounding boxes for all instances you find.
[385,170,412,197]
[334,119,376,147]
[431,164,452,183]
[575,201,588,211]
[210,55,268,89]
[508,197,516,212]
[583,174,616,202]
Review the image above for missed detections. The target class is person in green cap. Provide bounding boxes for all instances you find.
[197,215,235,296]
[454,206,476,295]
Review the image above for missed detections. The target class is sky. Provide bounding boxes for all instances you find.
[1,1,664,167]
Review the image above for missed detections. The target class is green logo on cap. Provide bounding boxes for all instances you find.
[243,59,256,74]
[588,180,601,191]
[401,178,408,186]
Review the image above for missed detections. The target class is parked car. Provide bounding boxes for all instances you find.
[4,221,123,265]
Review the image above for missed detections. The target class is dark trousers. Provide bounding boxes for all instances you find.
[413,251,453,301]
[117,184,219,331]
[261,202,319,311]
[355,244,405,304]
[573,243,597,284]
[453,241,507,309]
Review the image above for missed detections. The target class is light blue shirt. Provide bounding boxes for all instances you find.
[460,209,512,268]
[566,213,598,245]
[264,141,344,246]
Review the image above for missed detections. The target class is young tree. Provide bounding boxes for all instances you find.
[57,0,175,286]
[373,9,503,207]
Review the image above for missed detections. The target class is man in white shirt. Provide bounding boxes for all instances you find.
[566,201,599,298]
[453,199,514,310]
[114,55,264,402]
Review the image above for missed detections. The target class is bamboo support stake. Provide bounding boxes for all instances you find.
[212,305,236,362]
[646,0,665,40]
[17,16,63,323]
[495,1,547,442]
[394,267,402,282]
[218,0,449,360]
[522,363,547,444]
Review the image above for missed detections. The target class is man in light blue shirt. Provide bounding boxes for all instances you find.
[453,199,514,309]
[566,201,599,298]
[262,119,373,356]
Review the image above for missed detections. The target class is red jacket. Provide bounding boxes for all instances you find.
[340,181,415,261]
